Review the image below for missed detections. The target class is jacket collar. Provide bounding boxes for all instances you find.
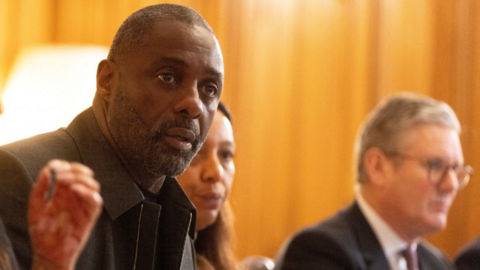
[66,107,196,238]
[347,202,391,270]
[65,107,146,220]
[159,176,197,239]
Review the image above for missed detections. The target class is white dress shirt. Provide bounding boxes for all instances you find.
[356,193,418,270]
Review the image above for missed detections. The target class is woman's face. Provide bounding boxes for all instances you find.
[177,110,235,231]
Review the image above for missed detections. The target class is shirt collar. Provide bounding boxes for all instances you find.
[356,192,417,269]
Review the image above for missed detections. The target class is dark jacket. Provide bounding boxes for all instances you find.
[0,108,196,270]
[274,202,454,270]
[455,237,480,270]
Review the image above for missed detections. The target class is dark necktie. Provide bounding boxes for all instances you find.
[402,245,419,270]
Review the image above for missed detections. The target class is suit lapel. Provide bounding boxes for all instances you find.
[417,244,453,270]
[65,108,144,220]
[347,202,391,270]
[66,108,197,269]
[155,177,196,269]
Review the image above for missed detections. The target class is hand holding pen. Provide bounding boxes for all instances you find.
[27,160,103,270]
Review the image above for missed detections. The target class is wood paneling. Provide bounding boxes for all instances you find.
[0,0,54,91]
[1,0,480,261]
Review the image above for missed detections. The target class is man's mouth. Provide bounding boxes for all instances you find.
[163,127,196,151]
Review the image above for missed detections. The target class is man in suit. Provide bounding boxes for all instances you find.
[275,93,471,270]
[0,3,224,270]
[455,237,480,269]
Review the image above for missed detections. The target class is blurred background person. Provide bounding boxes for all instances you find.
[275,93,471,270]
[178,101,275,270]
[0,160,103,270]
[177,102,239,270]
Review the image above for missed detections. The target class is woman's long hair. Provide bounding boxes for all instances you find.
[194,200,239,270]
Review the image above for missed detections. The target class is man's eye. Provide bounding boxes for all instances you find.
[202,85,218,97]
[427,159,447,171]
[158,74,176,83]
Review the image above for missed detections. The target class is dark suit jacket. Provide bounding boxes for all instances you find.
[0,108,197,270]
[455,237,480,270]
[274,202,454,270]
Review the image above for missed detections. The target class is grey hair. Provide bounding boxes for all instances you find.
[108,4,214,63]
[355,92,461,184]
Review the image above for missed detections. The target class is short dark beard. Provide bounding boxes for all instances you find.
[108,86,203,178]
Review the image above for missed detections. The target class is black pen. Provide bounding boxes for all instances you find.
[45,169,56,202]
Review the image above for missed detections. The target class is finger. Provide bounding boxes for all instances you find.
[69,162,94,178]
[48,160,99,192]
[48,160,94,178]
[54,184,102,237]
[70,184,103,216]
[53,171,100,193]
[54,182,103,217]
[46,159,70,173]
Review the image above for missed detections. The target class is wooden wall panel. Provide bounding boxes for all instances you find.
[226,0,377,258]
[384,1,434,95]
[0,0,9,90]
[0,0,53,93]
[225,0,302,256]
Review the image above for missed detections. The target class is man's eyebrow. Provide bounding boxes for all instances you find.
[158,57,187,67]
[206,66,223,79]
[157,57,223,79]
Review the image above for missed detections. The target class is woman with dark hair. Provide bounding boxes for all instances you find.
[0,160,102,270]
[177,101,239,270]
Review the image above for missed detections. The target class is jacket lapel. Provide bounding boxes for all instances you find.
[417,243,454,270]
[66,108,197,269]
[155,177,196,269]
[347,202,391,270]
[65,108,144,220]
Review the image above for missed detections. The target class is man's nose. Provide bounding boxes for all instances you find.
[173,83,202,119]
[438,167,459,191]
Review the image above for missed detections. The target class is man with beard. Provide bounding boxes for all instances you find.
[275,93,470,270]
[0,3,224,270]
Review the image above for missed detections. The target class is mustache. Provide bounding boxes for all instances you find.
[155,118,201,143]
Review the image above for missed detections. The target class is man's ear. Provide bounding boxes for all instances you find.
[96,59,117,102]
[364,147,391,187]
